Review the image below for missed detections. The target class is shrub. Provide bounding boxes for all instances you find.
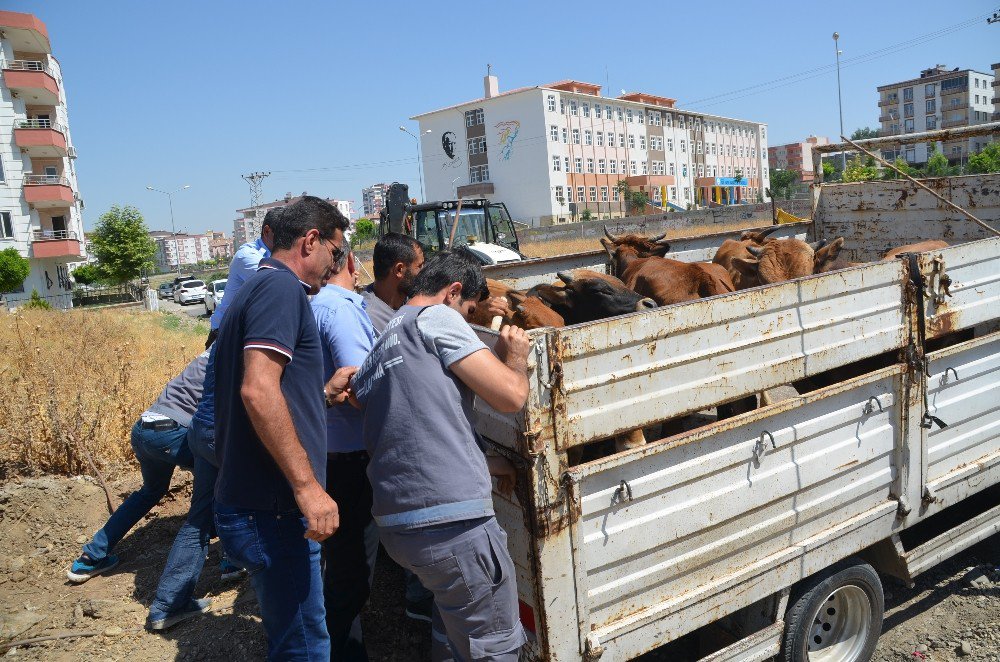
[23,289,51,310]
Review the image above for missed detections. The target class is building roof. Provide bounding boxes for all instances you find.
[877,66,993,91]
[618,92,676,108]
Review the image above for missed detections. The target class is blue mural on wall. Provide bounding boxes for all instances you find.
[495,121,520,161]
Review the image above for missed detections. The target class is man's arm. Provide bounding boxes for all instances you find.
[449,325,531,413]
[241,348,339,541]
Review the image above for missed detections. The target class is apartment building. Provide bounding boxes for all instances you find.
[768,136,830,183]
[206,230,233,261]
[0,11,86,308]
[362,183,389,217]
[233,192,352,247]
[877,64,995,166]
[412,75,770,225]
[993,62,1000,122]
[150,231,211,272]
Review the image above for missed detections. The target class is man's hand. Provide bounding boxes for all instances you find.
[294,481,340,541]
[486,296,510,320]
[487,456,517,497]
[494,324,530,369]
[325,366,358,406]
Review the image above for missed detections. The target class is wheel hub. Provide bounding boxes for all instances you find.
[807,584,871,661]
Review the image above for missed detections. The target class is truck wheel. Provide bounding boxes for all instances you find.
[781,558,884,662]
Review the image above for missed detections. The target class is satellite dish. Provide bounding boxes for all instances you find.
[620,89,626,95]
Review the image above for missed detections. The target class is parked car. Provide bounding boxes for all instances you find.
[157,283,174,299]
[175,279,207,305]
[204,279,227,315]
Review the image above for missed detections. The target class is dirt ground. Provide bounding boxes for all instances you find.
[0,473,996,661]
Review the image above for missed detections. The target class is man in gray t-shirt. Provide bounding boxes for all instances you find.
[355,250,531,661]
[361,232,424,334]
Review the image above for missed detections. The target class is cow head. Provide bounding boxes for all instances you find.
[528,270,656,324]
[600,227,672,277]
[738,224,783,244]
[506,291,565,329]
[813,237,846,274]
[729,238,822,288]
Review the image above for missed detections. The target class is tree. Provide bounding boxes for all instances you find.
[923,149,955,177]
[769,169,800,199]
[351,218,377,246]
[615,180,630,215]
[842,155,880,183]
[71,263,108,286]
[850,127,880,140]
[967,143,1000,174]
[822,161,836,181]
[580,209,593,222]
[626,191,649,213]
[89,205,156,284]
[24,289,51,310]
[0,247,30,293]
[882,157,915,180]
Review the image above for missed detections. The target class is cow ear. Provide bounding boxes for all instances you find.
[507,291,526,306]
[731,257,759,276]
[814,237,845,268]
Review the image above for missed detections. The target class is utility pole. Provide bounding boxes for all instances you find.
[833,32,847,172]
[242,171,270,242]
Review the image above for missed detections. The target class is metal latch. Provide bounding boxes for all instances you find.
[924,255,953,306]
[584,633,604,660]
[753,430,776,462]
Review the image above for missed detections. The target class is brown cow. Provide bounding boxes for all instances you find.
[729,237,845,288]
[528,270,657,325]
[506,291,565,329]
[881,240,948,261]
[713,225,784,278]
[467,278,520,328]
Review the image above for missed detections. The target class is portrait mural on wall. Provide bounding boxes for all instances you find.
[441,131,463,169]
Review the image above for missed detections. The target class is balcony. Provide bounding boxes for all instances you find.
[877,98,897,107]
[13,119,67,158]
[0,11,51,53]
[30,229,84,260]
[23,174,74,208]
[941,116,968,129]
[2,60,59,105]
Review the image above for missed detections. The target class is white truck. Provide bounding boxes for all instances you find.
[471,165,1000,661]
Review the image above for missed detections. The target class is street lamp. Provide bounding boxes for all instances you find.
[400,126,432,202]
[833,32,846,171]
[146,184,190,273]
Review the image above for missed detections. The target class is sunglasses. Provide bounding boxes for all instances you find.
[320,237,346,264]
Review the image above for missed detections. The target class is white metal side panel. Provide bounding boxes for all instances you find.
[920,237,1000,339]
[568,369,901,638]
[553,260,906,447]
[924,332,1000,488]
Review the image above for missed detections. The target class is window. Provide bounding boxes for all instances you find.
[698,164,705,177]
[905,148,915,163]
[467,137,487,155]
[618,133,625,148]
[570,100,578,115]
[552,156,562,172]
[653,111,662,126]
[710,143,716,155]
[605,105,613,119]
[974,95,980,104]
[667,138,673,151]
[669,186,676,200]
[679,116,686,129]
[582,103,590,118]
[554,185,564,202]
[926,99,936,114]
[628,134,636,148]
[738,145,743,157]
[620,159,626,173]
[680,139,686,153]
[561,128,568,143]
[639,135,646,149]
[664,114,672,128]
[600,186,608,202]
[465,109,484,126]
[697,141,703,154]
[572,129,580,144]
[596,131,604,146]
[616,107,624,121]
[560,99,565,114]
[566,187,574,203]
[598,159,606,174]
[564,157,570,171]
[975,79,980,89]
[577,186,585,202]
[682,164,688,177]
[574,158,583,173]
[0,155,4,183]
[626,109,634,122]
[586,158,594,173]
[609,159,618,174]
[550,125,559,142]
[613,187,620,202]
[652,187,661,203]
[630,160,637,175]
[0,212,12,239]
[641,160,648,175]
[547,94,556,112]
[651,161,664,175]
[584,130,592,146]
[638,111,645,124]
[684,187,690,200]
[669,163,675,176]
[951,97,960,107]
[653,136,663,150]
[904,118,914,132]
[469,164,489,182]
[589,187,597,202]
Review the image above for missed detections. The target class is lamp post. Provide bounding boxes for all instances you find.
[146,184,190,273]
[400,127,432,202]
[833,32,846,172]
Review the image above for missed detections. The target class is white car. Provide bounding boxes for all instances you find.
[204,279,227,315]
[175,279,207,305]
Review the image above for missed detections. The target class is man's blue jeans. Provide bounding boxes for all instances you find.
[82,419,192,561]
[216,504,329,661]
[148,417,217,619]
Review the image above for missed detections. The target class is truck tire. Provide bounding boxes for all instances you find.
[781,558,884,662]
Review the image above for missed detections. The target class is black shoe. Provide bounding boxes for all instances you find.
[404,596,433,623]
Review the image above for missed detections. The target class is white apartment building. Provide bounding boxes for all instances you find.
[233,193,353,247]
[0,11,86,308]
[150,231,211,272]
[412,76,770,225]
[877,65,996,165]
[362,183,389,217]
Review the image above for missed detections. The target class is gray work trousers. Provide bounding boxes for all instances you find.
[380,516,527,662]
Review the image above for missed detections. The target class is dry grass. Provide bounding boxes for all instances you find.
[0,309,203,478]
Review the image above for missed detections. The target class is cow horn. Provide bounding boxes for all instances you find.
[603,226,620,242]
[808,239,827,251]
[557,271,575,284]
[756,224,782,238]
[650,232,667,242]
[746,245,765,257]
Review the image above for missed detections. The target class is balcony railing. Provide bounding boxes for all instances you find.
[3,59,49,73]
[16,118,63,132]
[941,116,968,129]
[32,229,79,242]
[24,174,70,186]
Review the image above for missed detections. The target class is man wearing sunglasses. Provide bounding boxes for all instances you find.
[212,196,353,660]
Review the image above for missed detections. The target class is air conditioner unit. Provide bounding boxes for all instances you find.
[67,146,77,159]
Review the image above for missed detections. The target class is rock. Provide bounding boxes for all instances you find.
[102,626,123,637]
[8,572,26,584]
[8,557,26,573]
[82,600,102,619]
[959,641,973,656]
[915,644,929,653]
[0,611,45,639]
[75,535,88,544]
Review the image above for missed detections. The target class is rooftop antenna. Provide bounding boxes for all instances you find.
[487,63,492,77]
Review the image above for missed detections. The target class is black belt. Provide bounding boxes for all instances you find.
[141,418,179,431]
[327,450,368,462]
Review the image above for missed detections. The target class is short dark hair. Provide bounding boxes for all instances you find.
[373,232,422,279]
[261,206,283,230]
[270,196,349,250]
[409,249,488,301]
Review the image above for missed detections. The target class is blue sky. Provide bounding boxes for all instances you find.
[8,0,998,234]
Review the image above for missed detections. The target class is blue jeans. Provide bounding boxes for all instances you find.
[82,419,192,561]
[216,504,329,661]
[148,418,217,619]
